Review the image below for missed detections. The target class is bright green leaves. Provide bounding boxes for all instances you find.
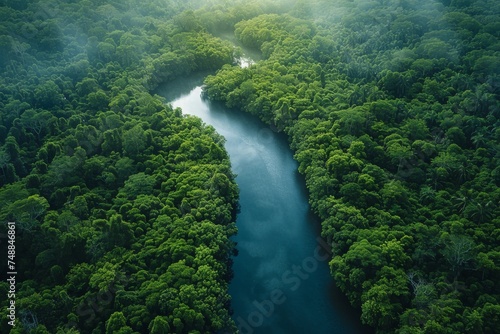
[204,65,250,103]
[361,267,410,329]
[333,239,411,327]
[8,194,49,230]
[326,151,363,179]
[148,316,170,334]
[145,31,234,89]
[90,263,123,293]
[0,2,243,333]
[106,312,133,334]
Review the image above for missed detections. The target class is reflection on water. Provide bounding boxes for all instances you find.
[156,73,371,334]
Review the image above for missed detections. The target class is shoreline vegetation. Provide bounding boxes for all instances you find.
[0,1,243,333]
[0,0,498,333]
[202,1,500,333]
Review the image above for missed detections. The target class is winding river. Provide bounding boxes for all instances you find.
[156,52,370,334]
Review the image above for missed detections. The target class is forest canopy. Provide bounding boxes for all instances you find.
[0,0,499,333]
[202,0,500,333]
[0,0,244,333]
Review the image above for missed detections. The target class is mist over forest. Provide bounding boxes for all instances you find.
[0,0,499,333]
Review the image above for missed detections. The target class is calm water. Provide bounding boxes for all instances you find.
[156,73,370,334]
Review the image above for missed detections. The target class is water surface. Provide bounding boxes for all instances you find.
[156,73,370,334]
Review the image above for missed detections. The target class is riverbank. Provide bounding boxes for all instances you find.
[156,67,370,333]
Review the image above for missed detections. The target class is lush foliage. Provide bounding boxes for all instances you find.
[1,0,499,332]
[0,0,240,333]
[203,0,500,332]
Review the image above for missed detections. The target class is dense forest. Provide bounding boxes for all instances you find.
[0,0,250,333]
[0,0,499,333]
[203,0,500,333]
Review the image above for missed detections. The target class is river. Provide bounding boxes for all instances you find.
[156,55,370,334]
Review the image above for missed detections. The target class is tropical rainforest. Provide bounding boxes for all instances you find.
[0,0,499,333]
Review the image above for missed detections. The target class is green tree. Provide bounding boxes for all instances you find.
[123,124,146,158]
[33,80,64,109]
[20,109,54,141]
[105,312,132,334]
[10,194,49,230]
[149,316,170,333]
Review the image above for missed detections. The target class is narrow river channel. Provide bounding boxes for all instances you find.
[156,58,370,334]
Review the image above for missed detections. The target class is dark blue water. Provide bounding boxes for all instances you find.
[157,74,370,334]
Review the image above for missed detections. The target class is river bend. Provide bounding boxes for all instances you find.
[157,70,368,334]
